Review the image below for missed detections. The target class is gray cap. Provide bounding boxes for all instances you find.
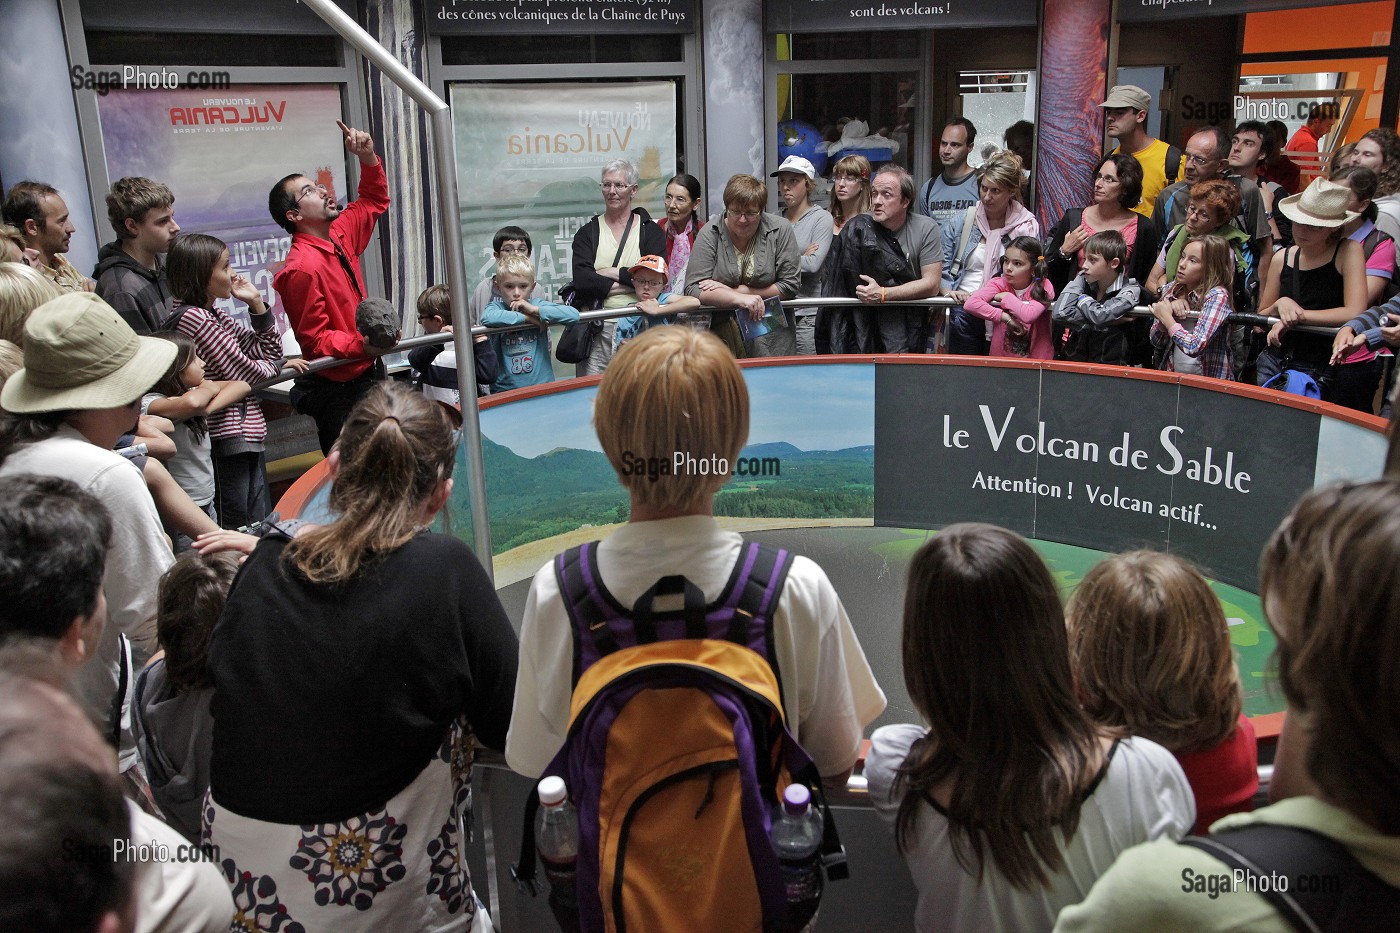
[1101,85,1151,112]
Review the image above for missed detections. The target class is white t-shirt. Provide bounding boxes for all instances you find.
[865,725,1195,933]
[506,515,887,778]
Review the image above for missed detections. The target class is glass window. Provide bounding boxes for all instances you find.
[85,31,341,67]
[959,70,1035,167]
[777,71,918,182]
[785,32,919,60]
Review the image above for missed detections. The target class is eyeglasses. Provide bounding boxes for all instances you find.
[295,183,327,202]
[1092,173,1120,184]
[497,244,529,254]
[1184,153,1215,167]
[728,210,761,220]
[600,183,635,192]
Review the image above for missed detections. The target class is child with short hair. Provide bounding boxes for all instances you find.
[131,549,242,843]
[613,255,704,348]
[1052,230,1147,365]
[409,283,499,402]
[468,225,545,326]
[481,254,579,391]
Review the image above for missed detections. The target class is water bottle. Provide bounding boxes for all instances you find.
[535,776,580,933]
[771,783,824,925]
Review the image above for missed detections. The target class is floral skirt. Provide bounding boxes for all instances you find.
[203,722,492,933]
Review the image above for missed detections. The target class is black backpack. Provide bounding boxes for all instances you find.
[1183,823,1400,932]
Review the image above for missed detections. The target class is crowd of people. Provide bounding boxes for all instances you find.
[0,104,1397,933]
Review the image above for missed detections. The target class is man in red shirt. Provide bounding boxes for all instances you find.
[270,120,395,453]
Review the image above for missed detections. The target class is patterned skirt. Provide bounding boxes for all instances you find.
[203,722,493,933]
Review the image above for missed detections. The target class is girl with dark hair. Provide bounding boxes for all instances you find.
[142,331,252,536]
[165,232,306,530]
[1330,164,1397,305]
[1068,551,1257,834]
[963,236,1056,358]
[204,382,519,932]
[865,524,1193,933]
[1045,153,1159,295]
[660,173,703,293]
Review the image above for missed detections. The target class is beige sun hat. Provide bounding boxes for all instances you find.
[2,292,177,414]
[1276,177,1359,229]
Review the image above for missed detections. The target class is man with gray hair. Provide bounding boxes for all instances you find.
[828,164,943,353]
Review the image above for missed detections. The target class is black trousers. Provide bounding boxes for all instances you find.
[290,364,384,455]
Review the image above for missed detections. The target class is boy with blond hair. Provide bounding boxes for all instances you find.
[480,254,578,391]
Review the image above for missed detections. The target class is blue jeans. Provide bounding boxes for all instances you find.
[947,306,989,356]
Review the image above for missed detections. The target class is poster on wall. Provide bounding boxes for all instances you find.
[427,0,693,33]
[450,81,678,301]
[766,0,1035,33]
[95,83,347,350]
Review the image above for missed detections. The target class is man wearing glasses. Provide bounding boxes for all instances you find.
[1150,126,1274,289]
[269,120,392,454]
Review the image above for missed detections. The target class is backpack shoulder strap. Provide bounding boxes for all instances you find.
[919,177,935,214]
[1165,143,1185,184]
[950,205,978,278]
[1182,823,1400,933]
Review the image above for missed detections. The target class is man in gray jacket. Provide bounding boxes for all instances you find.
[93,177,180,333]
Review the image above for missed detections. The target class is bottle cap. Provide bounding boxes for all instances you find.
[783,783,811,816]
[538,775,568,806]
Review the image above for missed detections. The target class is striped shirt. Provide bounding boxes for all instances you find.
[172,303,283,443]
[1150,284,1233,381]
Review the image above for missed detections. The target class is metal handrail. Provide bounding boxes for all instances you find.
[253,296,1356,387]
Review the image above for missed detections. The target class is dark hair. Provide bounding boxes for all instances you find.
[1360,128,1400,198]
[1095,153,1144,210]
[894,524,1103,889]
[943,117,978,148]
[493,225,532,254]
[166,233,227,308]
[269,173,303,234]
[1259,480,1400,834]
[0,410,67,465]
[1233,120,1277,162]
[284,382,457,583]
[1329,165,1380,222]
[1266,120,1291,156]
[152,331,207,442]
[1084,229,1128,271]
[1002,235,1051,308]
[1004,120,1034,162]
[0,475,111,642]
[1307,103,1336,124]
[157,551,240,693]
[1,181,59,233]
[666,173,703,202]
[416,283,453,324]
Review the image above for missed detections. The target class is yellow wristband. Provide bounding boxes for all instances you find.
[880,287,886,303]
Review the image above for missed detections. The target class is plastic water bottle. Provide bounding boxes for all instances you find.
[771,783,824,922]
[535,776,580,932]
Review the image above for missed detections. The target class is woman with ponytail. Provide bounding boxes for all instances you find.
[204,382,518,932]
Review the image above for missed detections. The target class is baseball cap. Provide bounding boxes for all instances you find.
[1101,85,1151,112]
[629,255,668,281]
[770,156,817,182]
[2,292,176,414]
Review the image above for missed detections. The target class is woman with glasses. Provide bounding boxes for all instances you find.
[569,159,665,375]
[203,382,518,933]
[1144,180,1250,299]
[1045,154,1159,296]
[684,173,801,357]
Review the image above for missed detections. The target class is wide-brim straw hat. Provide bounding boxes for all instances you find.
[1276,177,1359,229]
[2,292,177,414]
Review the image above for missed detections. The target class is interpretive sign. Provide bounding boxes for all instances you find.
[874,364,1320,591]
[766,0,1035,33]
[427,0,693,34]
[1118,0,1361,22]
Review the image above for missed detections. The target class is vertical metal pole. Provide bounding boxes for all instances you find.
[299,0,494,575]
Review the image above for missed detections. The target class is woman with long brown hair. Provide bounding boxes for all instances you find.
[204,382,518,932]
[864,524,1194,932]
[1068,551,1257,834]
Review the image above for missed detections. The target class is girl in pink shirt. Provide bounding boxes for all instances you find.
[964,236,1056,359]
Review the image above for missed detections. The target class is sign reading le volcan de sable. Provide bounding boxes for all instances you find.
[765,0,1035,32]
[427,0,692,33]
